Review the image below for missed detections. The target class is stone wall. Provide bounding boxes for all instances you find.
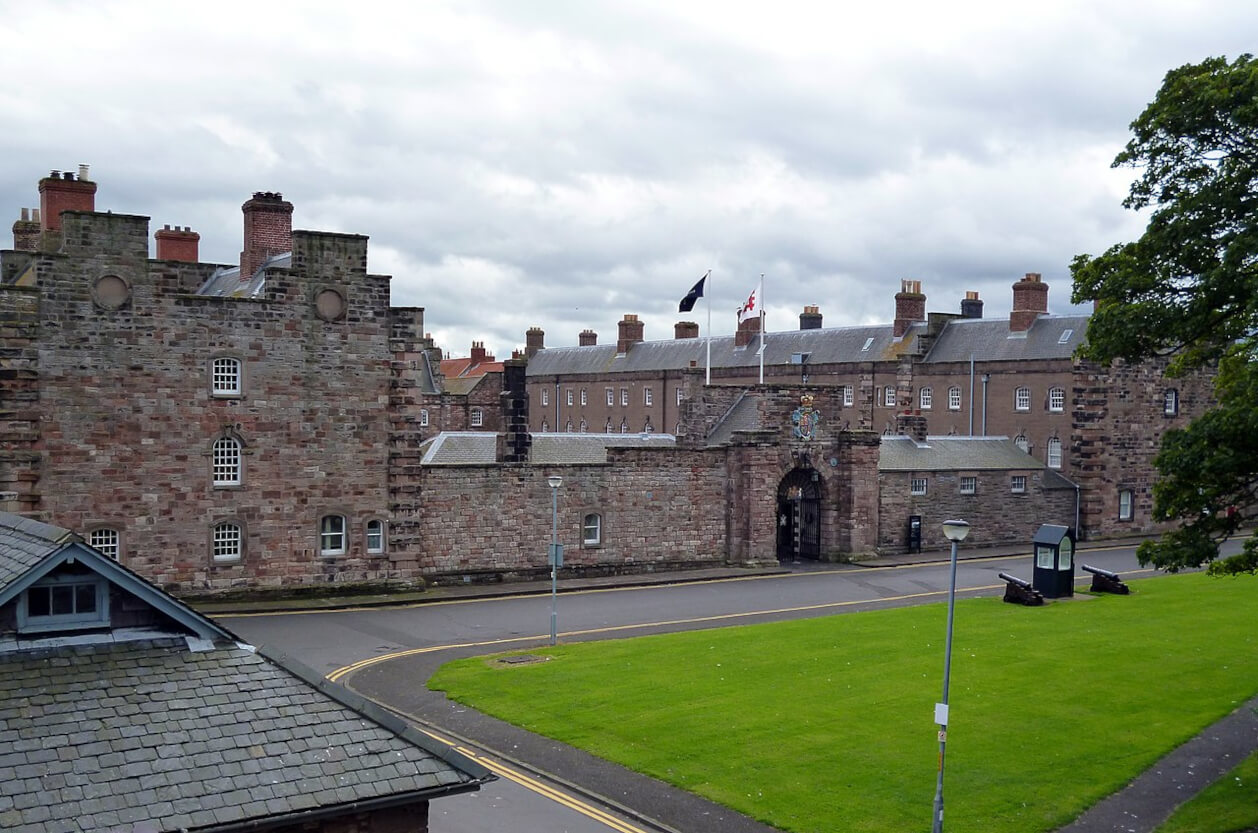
[1072,357,1215,539]
[6,212,410,591]
[411,447,730,580]
[878,468,1076,553]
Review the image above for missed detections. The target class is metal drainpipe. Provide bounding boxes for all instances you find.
[968,354,975,435]
[980,374,990,436]
[554,380,560,430]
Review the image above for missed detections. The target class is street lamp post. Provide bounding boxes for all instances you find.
[933,518,971,833]
[547,475,563,646]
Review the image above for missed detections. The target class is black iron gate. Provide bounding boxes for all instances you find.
[777,468,821,561]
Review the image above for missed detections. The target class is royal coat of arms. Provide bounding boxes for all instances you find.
[791,394,822,441]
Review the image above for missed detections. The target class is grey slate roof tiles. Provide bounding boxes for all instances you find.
[879,435,1052,471]
[419,432,676,466]
[0,515,75,594]
[921,315,1088,363]
[0,639,481,832]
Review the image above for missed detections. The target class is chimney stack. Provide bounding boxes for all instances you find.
[154,225,201,262]
[12,208,40,252]
[1010,272,1049,332]
[895,411,928,443]
[617,314,644,354]
[675,321,699,339]
[960,290,983,319]
[38,167,97,232]
[893,279,926,338]
[239,191,293,280]
[578,329,598,346]
[470,341,488,364]
[525,327,545,358]
[734,314,762,348]
[799,305,822,330]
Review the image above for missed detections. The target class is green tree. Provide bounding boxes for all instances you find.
[1071,54,1258,575]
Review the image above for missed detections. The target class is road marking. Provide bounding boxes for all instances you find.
[327,566,1159,682]
[225,545,1147,619]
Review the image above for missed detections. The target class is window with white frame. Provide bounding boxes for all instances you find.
[566,389,573,406]
[211,357,242,396]
[1048,387,1065,412]
[605,418,613,433]
[643,419,653,433]
[884,386,896,407]
[1014,386,1031,411]
[676,388,684,406]
[843,385,854,407]
[919,387,932,410]
[320,515,346,556]
[1164,389,1179,416]
[644,387,653,406]
[541,388,549,407]
[621,388,629,406]
[579,418,587,432]
[1011,475,1027,493]
[1046,437,1063,469]
[582,513,602,546]
[619,419,628,433]
[1118,489,1133,521]
[366,519,385,553]
[1015,434,1030,453]
[540,420,548,432]
[948,386,962,411]
[566,420,573,432]
[88,528,120,561]
[19,573,109,633]
[212,437,242,486]
[212,523,242,564]
[470,408,483,427]
[580,389,587,406]
[910,477,927,496]
[419,409,429,427]
[606,388,614,406]
[960,476,977,495]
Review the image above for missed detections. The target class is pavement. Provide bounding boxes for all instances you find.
[194,537,1258,832]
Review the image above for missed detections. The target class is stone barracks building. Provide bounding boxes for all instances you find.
[0,168,1210,594]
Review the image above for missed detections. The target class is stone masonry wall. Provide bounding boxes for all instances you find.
[0,284,40,512]
[412,447,730,580]
[878,469,1076,553]
[21,212,407,591]
[1072,357,1214,539]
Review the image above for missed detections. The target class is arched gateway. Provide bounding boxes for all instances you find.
[776,467,821,561]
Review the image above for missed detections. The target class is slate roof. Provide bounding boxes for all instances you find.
[526,323,918,377]
[525,313,1089,377]
[418,432,676,466]
[0,640,489,832]
[195,253,290,298]
[879,435,1053,471]
[921,315,1088,363]
[0,515,76,593]
[704,393,761,447]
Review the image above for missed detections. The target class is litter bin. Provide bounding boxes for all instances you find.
[1031,524,1075,599]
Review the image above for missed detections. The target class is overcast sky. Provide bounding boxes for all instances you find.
[2,1,1253,358]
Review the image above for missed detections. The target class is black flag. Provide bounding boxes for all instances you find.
[679,274,707,313]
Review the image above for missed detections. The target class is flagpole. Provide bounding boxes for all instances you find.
[705,269,712,386]
[758,274,765,385]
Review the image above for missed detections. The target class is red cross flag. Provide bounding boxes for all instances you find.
[738,285,759,323]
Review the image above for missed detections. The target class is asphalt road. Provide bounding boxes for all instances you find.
[221,545,1173,833]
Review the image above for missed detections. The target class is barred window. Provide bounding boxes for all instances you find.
[910,477,927,496]
[960,476,976,495]
[211,357,241,396]
[212,437,242,486]
[89,528,120,561]
[212,523,242,563]
[842,385,854,407]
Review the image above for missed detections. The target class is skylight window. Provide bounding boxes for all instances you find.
[861,337,874,352]
[1058,329,1073,344]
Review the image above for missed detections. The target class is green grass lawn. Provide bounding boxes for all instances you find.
[429,573,1258,833]
[1155,749,1258,833]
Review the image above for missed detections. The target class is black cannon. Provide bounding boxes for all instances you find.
[1082,564,1130,595]
[998,572,1044,606]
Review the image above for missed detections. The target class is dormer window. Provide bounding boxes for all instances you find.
[18,572,110,634]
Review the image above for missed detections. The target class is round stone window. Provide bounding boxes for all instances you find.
[92,275,131,310]
[315,288,346,322]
